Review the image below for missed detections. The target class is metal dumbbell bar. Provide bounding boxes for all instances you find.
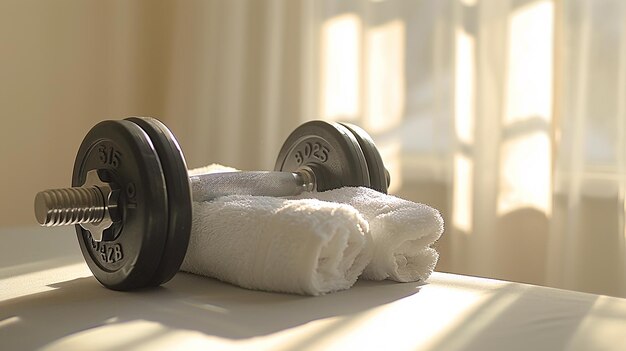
[34,117,389,291]
[36,170,316,238]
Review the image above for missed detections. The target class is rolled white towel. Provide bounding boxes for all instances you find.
[183,163,444,293]
[180,193,372,296]
[297,187,444,283]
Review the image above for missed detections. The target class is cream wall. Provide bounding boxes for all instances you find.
[0,0,175,226]
[0,0,305,227]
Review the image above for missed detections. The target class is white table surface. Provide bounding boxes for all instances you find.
[1,226,625,351]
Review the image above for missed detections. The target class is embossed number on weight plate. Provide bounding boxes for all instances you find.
[90,238,124,264]
[294,142,330,165]
[97,144,122,168]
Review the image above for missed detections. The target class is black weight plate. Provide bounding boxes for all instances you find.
[126,117,192,287]
[275,120,370,191]
[339,123,389,194]
[72,120,169,291]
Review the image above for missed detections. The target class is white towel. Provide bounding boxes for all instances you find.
[182,166,372,295]
[182,164,444,294]
[296,187,444,282]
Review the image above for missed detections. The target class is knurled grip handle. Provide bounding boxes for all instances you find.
[34,187,106,226]
[189,171,315,202]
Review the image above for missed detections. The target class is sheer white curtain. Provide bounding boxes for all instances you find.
[549,0,626,296]
[309,0,558,288]
[163,0,626,297]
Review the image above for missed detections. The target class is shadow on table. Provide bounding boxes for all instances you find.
[0,272,422,350]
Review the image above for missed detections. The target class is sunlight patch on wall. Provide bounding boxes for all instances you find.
[498,132,552,215]
[498,0,554,216]
[453,152,474,233]
[320,14,362,121]
[365,20,406,133]
[503,1,554,125]
[454,25,475,145]
[452,16,476,234]
[460,0,478,6]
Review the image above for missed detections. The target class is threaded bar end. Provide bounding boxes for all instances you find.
[35,187,106,227]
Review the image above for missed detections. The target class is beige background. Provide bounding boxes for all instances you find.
[1,0,625,298]
[1,0,173,227]
[0,0,305,228]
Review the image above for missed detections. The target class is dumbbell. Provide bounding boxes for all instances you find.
[34,117,389,291]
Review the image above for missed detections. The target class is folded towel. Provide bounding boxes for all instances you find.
[181,165,372,295]
[296,187,444,282]
[182,164,444,294]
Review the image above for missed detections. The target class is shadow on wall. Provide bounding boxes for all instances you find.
[395,177,550,287]
[493,207,549,285]
[551,193,626,297]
